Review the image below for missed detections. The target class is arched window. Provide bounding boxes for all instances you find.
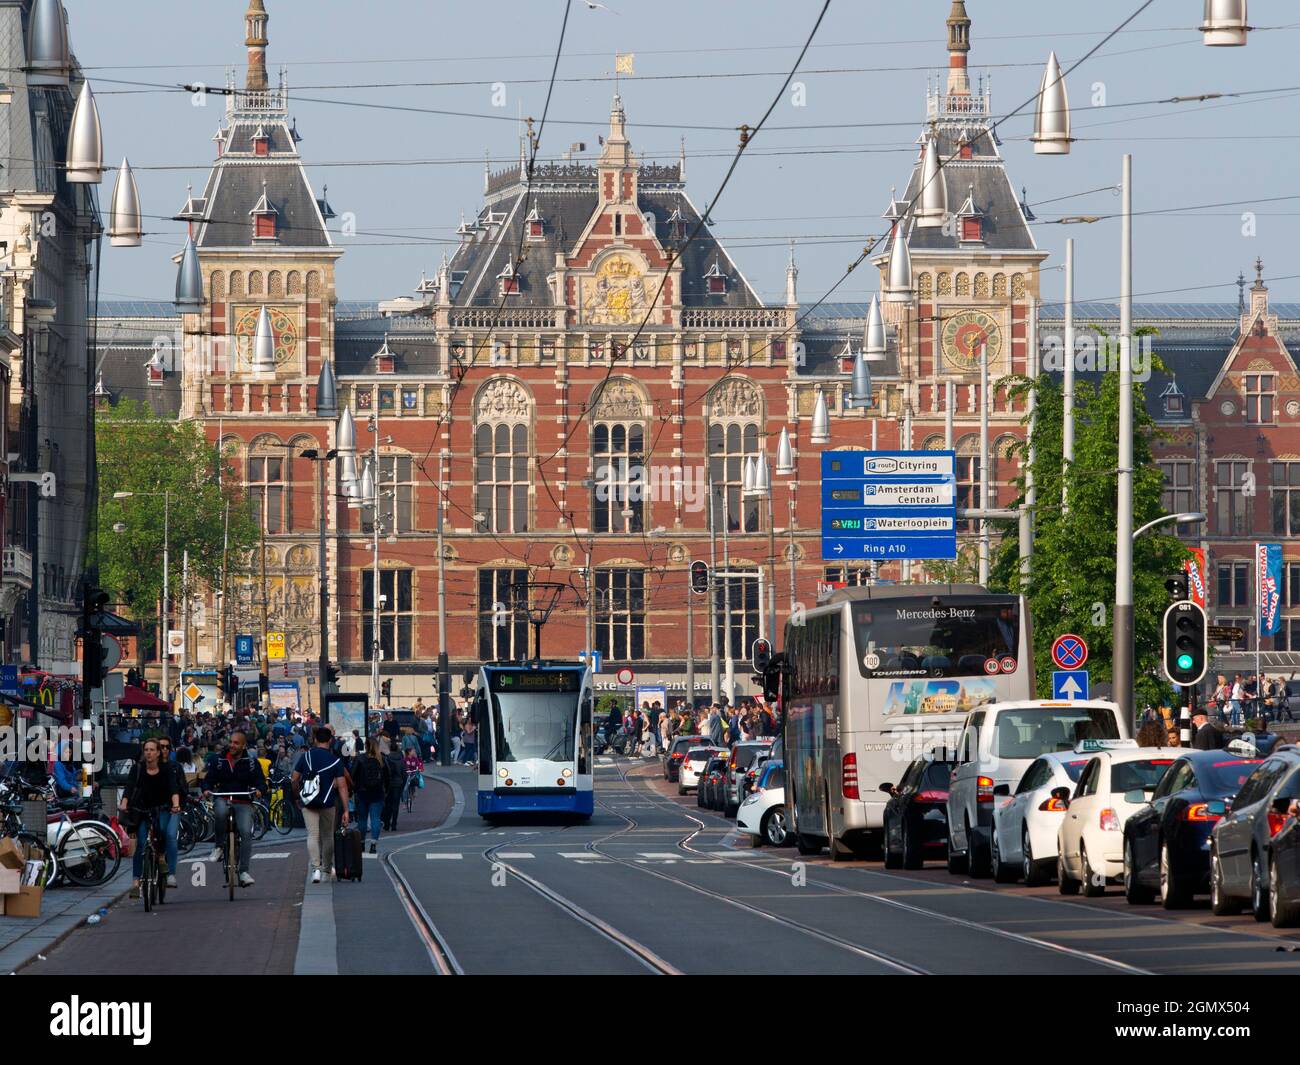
[592,421,645,533]
[474,422,529,534]
[473,379,531,535]
[708,422,760,532]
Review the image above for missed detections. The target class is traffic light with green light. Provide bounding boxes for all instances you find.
[1162,600,1207,687]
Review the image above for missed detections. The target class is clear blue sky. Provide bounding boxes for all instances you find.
[71,0,1300,309]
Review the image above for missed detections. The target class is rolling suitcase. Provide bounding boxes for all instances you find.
[334,822,364,881]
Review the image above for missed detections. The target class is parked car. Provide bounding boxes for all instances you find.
[1211,745,1300,922]
[1123,751,1263,909]
[1268,796,1300,927]
[737,760,789,847]
[724,740,774,817]
[880,757,955,869]
[677,746,718,795]
[989,750,1094,884]
[665,736,708,783]
[947,700,1129,878]
[701,755,730,811]
[1056,745,1179,897]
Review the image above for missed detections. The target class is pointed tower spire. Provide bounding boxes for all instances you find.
[946,1,972,97]
[785,241,798,307]
[316,357,338,418]
[679,136,687,180]
[174,236,203,311]
[245,0,270,93]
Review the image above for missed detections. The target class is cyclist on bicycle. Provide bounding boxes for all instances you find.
[202,729,266,886]
[120,737,183,897]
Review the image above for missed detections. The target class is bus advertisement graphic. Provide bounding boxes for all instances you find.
[881,677,998,718]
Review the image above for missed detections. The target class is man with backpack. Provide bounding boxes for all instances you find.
[292,726,351,883]
[381,738,406,832]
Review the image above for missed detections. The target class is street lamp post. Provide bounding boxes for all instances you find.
[1114,155,1135,722]
[300,448,338,714]
[113,489,170,701]
[1132,512,1205,542]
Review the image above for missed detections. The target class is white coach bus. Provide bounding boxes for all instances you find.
[782,584,1033,860]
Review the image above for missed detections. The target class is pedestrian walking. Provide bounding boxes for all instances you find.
[1229,674,1245,727]
[351,737,389,853]
[382,739,405,831]
[292,727,350,883]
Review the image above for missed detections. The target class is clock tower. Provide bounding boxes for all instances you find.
[875,3,1047,441]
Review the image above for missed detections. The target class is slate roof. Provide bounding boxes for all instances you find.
[335,318,441,376]
[446,166,763,309]
[194,108,331,250]
[896,125,1036,254]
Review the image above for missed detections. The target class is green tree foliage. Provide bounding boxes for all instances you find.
[93,399,258,652]
[991,335,1189,711]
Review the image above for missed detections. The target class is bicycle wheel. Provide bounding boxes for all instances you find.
[177,815,195,855]
[404,781,415,814]
[251,802,269,841]
[226,829,236,901]
[143,846,155,912]
[57,822,123,887]
[155,842,167,906]
[271,798,294,836]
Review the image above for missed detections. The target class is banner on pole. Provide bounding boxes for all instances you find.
[1184,547,1207,608]
[1256,542,1283,638]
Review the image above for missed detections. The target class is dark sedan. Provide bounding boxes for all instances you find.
[700,755,729,811]
[1123,751,1262,909]
[1212,745,1300,922]
[881,757,956,869]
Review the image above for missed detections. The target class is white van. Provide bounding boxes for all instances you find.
[945,700,1131,878]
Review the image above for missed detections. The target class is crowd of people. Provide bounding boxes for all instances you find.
[602,698,779,757]
[1209,673,1294,726]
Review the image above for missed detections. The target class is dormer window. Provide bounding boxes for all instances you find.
[955,185,984,244]
[375,335,396,374]
[704,259,728,295]
[249,179,278,242]
[1161,381,1185,416]
[668,206,687,241]
[958,133,974,160]
[962,217,982,241]
[525,206,544,240]
[498,260,520,296]
[252,124,269,157]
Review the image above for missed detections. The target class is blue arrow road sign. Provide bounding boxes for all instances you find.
[581,650,602,674]
[821,449,958,562]
[1052,670,1090,701]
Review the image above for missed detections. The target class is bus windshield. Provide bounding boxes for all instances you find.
[852,598,1019,678]
[490,691,577,763]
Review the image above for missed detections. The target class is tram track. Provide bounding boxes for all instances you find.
[612,759,1152,976]
[590,765,930,974]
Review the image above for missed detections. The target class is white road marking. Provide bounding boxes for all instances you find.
[426,853,463,860]
[362,852,378,859]
[251,852,291,860]
[558,852,594,858]
[496,852,534,859]
[638,852,682,859]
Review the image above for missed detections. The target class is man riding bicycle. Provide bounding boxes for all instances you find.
[202,730,267,887]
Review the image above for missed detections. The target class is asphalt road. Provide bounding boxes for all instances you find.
[23,759,1300,975]
[392,759,1300,975]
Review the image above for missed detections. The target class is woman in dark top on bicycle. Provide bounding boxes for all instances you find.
[119,738,182,898]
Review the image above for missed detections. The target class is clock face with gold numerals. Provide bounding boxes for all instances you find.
[233,306,299,368]
[941,309,1002,372]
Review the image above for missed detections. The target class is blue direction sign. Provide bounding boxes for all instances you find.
[234,634,255,666]
[1052,670,1090,701]
[820,450,958,561]
[580,649,602,674]
[0,664,17,696]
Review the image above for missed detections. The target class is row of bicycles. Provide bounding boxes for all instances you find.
[0,772,298,893]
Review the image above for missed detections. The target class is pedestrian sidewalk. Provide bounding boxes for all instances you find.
[1,826,306,974]
[0,866,133,974]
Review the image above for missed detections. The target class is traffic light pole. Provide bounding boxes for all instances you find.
[436,476,451,768]
[317,455,330,714]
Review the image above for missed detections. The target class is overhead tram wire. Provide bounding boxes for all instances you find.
[632,0,1163,458]
[530,0,834,571]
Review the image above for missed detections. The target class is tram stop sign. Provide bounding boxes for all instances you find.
[1051,634,1088,671]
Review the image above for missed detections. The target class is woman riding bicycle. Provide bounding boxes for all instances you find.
[120,738,183,898]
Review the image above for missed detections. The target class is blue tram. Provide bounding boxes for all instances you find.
[473,661,594,820]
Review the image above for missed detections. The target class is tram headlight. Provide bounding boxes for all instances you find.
[562,768,572,778]
[498,768,508,779]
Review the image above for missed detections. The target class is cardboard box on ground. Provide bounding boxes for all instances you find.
[0,835,44,917]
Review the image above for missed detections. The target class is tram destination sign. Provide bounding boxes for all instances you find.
[820,450,958,562]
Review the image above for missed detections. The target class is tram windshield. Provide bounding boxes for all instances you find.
[487,671,580,763]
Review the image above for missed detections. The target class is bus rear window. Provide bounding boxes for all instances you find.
[853,598,1020,678]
